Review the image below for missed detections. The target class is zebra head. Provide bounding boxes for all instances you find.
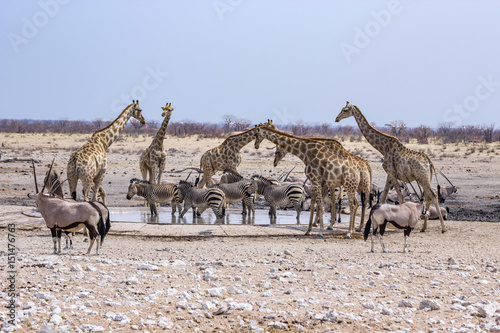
[126,178,145,200]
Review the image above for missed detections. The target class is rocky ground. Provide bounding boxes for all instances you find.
[0,221,500,332]
[1,133,500,332]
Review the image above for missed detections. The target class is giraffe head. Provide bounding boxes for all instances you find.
[131,100,146,125]
[254,120,276,149]
[273,147,287,167]
[161,102,175,117]
[335,101,355,123]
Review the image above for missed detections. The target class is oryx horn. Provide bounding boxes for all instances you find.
[283,166,295,182]
[32,159,39,194]
[403,173,421,201]
[439,171,455,187]
[40,157,55,193]
[185,171,192,181]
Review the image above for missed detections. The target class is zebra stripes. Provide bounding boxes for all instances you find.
[213,181,256,215]
[251,175,305,220]
[177,180,226,219]
[126,178,181,216]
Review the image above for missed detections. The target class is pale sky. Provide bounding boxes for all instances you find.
[1,0,499,128]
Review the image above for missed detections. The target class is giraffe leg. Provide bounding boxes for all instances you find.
[379,177,392,203]
[81,176,93,202]
[68,176,78,201]
[140,160,148,181]
[157,156,166,184]
[92,171,106,203]
[305,188,318,236]
[356,191,368,232]
[98,186,107,206]
[151,164,159,184]
[421,186,447,233]
[198,168,213,188]
[345,188,359,239]
[327,187,336,230]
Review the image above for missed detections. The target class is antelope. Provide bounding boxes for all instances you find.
[437,172,458,203]
[428,205,449,220]
[363,177,427,253]
[126,178,182,216]
[29,160,110,255]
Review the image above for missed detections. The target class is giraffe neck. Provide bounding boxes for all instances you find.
[351,105,398,155]
[151,111,172,151]
[223,129,256,151]
[91,106,132,149]
[262,128,309,163]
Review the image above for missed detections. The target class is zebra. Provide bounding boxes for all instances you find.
[212,181,256,216]
[177,180,226,219]
[251,175,305,220]
[218,169,259,215]
[126,178,182,216]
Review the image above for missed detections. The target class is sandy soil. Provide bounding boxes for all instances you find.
[1,132,500,332]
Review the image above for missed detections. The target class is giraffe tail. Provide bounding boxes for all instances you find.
[426,155,440,188]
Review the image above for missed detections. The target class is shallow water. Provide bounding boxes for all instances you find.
[110,207,350,226]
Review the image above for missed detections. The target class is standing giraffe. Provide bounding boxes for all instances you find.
[139,102,175,184]
[67,100,146,204]
[254,125,361,238]
[335,102,447,233]
[274,137,372,231]
[197,121,275,188]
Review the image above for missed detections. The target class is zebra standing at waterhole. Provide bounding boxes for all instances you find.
[126,178,182,216]
[177,180,226,219]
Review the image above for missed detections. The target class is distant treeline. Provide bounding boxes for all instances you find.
[0,118,498,144]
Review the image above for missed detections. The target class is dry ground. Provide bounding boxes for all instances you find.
[1,132,500,332]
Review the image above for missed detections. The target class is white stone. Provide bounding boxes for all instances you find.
[137,263,159,271]
[207,287,226,298]
[419,299,441,311]
[79,324,105,332]
[122,276,139,285]
[70,264,84,272]
[398,299,413,308]
[361,301,375,309]
[103,299,121,307]
[268,321,288,329]
[228,302,253,311]
[49,314,63,325]
[22,302,35,310]
[157,317,173,329]
[474,302,497,318]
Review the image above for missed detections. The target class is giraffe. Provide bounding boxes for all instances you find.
[196,121,275,188]
[275,137,372,231]
[335,102,447,233]
[67,100,146,204]
[139,102,175,184]
[254,125,361,238]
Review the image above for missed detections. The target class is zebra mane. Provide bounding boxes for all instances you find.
[251,174,274,186]
[130,178,150,185]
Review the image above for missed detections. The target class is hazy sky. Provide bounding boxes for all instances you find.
[1,0,499,128]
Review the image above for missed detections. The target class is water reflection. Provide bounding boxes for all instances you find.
[111,207,348,226]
